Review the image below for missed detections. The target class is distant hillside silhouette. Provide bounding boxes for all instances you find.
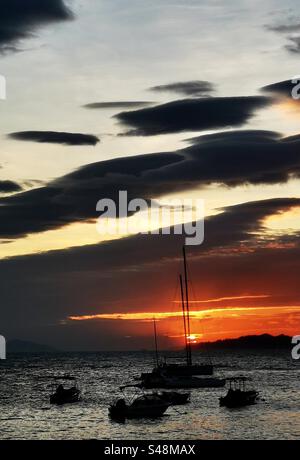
[195,334,292,350]
[7,340,59,353]
[6,334,292,353]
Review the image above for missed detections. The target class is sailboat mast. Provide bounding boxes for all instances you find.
[153,316,159,367]
[183,245,192,366]
[180,274,189,366]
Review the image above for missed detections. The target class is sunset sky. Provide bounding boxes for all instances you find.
[0,0,300,350]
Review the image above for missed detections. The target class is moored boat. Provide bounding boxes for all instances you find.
[109,393,170,419]
[50,378,81,405]
[219,377,259,408]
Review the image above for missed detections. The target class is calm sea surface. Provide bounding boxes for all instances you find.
[0,350,299,440]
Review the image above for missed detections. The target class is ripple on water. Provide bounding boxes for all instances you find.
[0,350,299,440]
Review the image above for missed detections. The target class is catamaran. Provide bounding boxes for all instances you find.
[140,247,225,389]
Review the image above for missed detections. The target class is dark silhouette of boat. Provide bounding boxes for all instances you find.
[220,377,259,408]
[109,393,170,420]
[50,378,81,405]
[139,247,224,389]
[141,370,225,389]
[141,362,213,379]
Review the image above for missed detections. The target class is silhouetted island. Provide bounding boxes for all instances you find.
[194,334,292,350]
[7,340,59,353]
[6,334,292,354]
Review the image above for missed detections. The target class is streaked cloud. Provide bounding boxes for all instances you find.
[266,18,300,54]
[2,130,300,238]
[262,79,295,98]
[286,36,300,53]
[149,80,215,97]
[173,294,271,304]
[9,131,100,146]
[266,20,300,34]
[115,97,270,136]
[83,101,154,110]
[68,305,300,322]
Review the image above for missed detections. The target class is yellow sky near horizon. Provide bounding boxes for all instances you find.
[1,179,300,259]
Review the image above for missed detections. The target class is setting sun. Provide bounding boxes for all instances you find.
[186,334,201,344]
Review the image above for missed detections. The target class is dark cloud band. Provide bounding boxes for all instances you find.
[9,131,100,146]
[149,80,215,97]
[0,180,22,193]
[1,130,300,238]
[0,0,73,53]
[261,79,300,101]
[115,96,270,136]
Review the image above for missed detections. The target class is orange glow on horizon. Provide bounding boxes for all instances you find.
[173,294,271,304]
[68,305,300,322]
[68,304,300,343]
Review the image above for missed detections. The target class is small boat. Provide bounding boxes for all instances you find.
[109,393,170,420]
[219,377,259,408]
[50,378,81,405]
[156,391,190,405]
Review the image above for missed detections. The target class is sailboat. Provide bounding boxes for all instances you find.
[140,247,225,389]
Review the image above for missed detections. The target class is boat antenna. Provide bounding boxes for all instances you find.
[180,274,189,366]
[183,245,192,366]
[153,316,159,367]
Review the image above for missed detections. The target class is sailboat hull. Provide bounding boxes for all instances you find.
[142,375,225,389]
[158,364,213,376]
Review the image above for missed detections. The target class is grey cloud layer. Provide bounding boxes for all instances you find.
[0,0,73,53]
[1,130,300,238]
[267,20,300,34]
[266,18,300,53]
[286,36,300,53]
[115,96,270,136]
